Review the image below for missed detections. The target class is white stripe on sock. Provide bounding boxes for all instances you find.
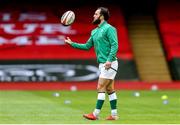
[111,109,118,116]
[93,109,100,117]
[109,92,117,101]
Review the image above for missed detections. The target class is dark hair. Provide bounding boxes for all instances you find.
[98,7,110,21]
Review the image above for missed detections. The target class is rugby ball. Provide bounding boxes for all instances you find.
[61,10,75,26]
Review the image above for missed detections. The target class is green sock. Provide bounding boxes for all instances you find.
[93,92,105,116]
[110,99,117,109]
[96,100,105,109]
[108,92,118,116]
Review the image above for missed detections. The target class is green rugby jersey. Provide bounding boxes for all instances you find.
[71,21,118,63]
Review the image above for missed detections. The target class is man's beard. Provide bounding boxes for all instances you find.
[92,17,101,25]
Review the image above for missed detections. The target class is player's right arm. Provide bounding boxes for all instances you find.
[64,37,93,50]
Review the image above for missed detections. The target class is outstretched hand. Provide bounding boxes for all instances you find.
[64,37,73,45]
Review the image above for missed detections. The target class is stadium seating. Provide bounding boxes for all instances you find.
[157,0,180,79]
[0,3,139,82]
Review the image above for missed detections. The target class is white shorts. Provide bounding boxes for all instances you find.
[99,60,118,80]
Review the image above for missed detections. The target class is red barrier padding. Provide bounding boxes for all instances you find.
[0,81,180,90]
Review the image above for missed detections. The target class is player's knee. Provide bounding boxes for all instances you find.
[106,87,114,94]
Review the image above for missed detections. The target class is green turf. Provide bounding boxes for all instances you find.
[0,90,180,124]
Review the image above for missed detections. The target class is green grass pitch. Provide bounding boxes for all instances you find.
[0,90,180,124]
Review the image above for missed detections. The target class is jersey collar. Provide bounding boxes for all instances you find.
[98,21,107,28]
